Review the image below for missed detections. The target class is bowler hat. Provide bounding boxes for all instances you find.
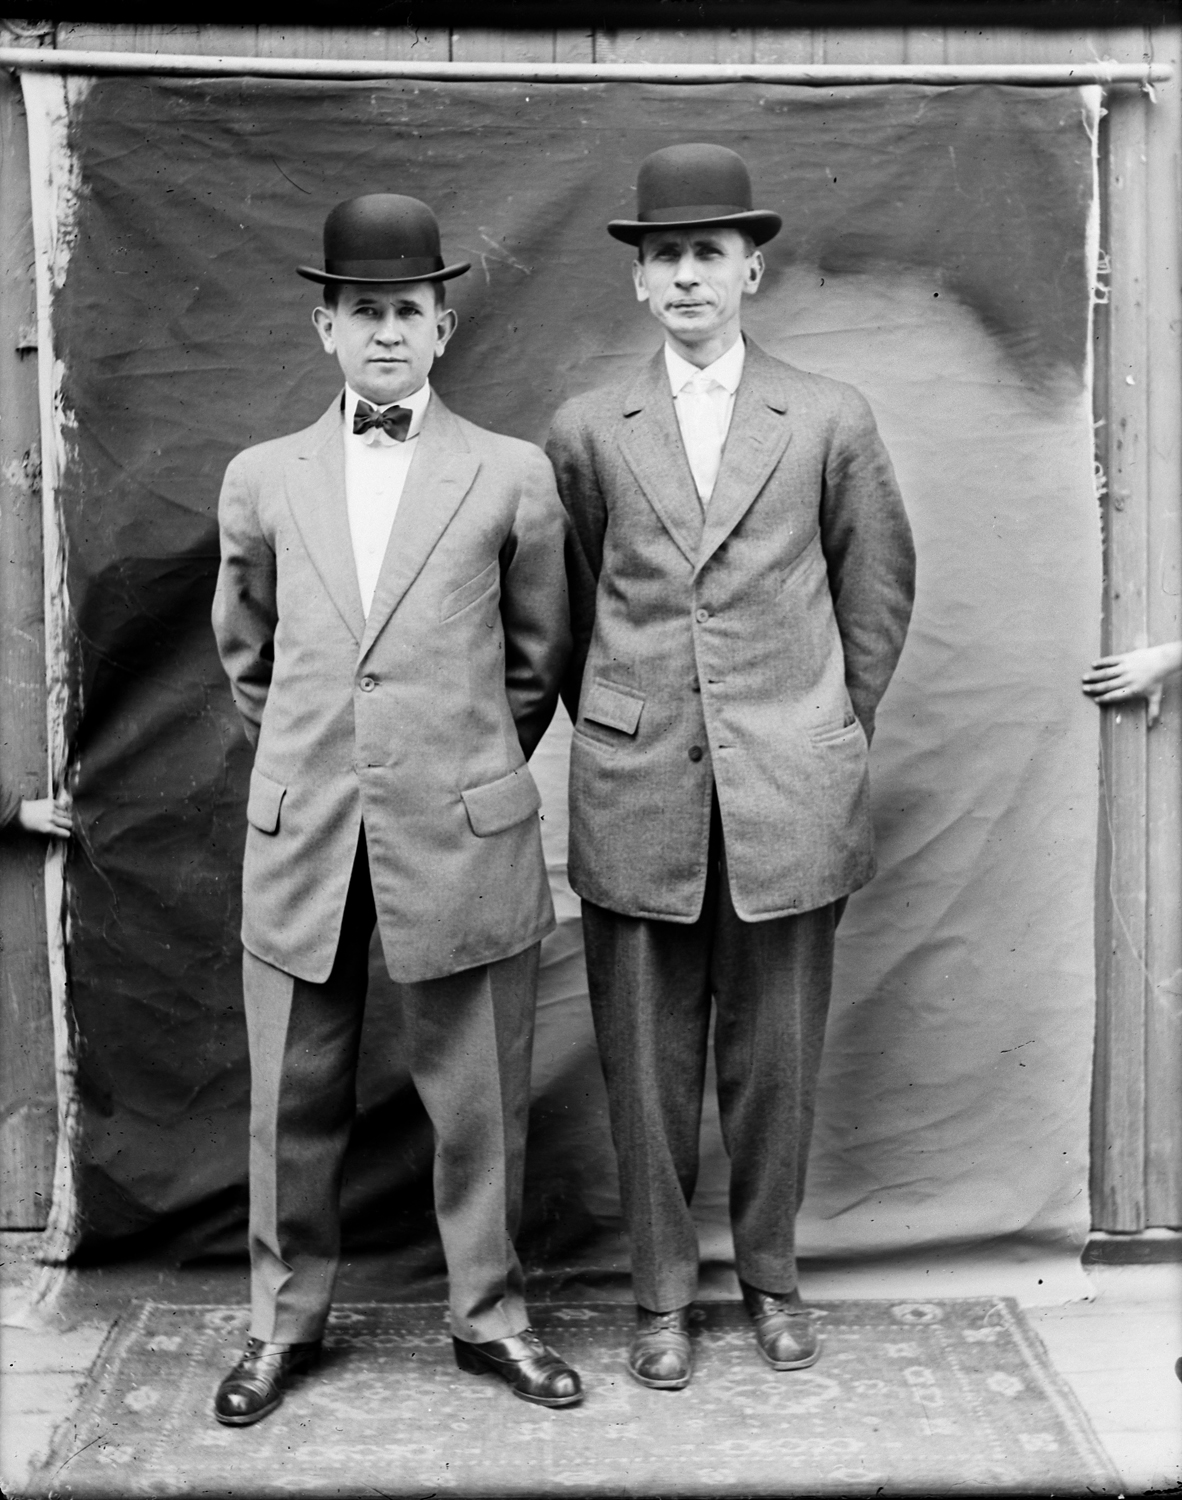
[297,194,470,285]
[607,143,781,247]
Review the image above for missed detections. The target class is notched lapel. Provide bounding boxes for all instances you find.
[359,396,479,660]
[696,343,793,575]
[619,353,702,567]
[284,399,366,643]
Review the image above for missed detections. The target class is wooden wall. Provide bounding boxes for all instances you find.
[1,18,1178,1233]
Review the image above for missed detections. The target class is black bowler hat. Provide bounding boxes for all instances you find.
[608,143,781,247]
[297,194,470,285]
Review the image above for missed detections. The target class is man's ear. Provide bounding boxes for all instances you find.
[312,305,336,353]
[632,258,650,303]
[434,306,459,356]
[742,249,765,297]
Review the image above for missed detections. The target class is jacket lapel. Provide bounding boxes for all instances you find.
[696,339,794,577]
[618,351,703,567]
[284,396,365,643]
[359,394,479,661]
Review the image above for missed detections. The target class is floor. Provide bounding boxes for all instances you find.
[2,1233,1180,1497]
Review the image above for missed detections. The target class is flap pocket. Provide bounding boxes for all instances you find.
[246,768,286,834]
[582,680,644,736]
[461,767,542,837]
[441,560,498,622]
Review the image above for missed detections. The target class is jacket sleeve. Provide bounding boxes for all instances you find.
[545,402,606,721]
[499,445,573,761]
[211,452,276,750]
[0,785,21,830]
[820,384,916,741]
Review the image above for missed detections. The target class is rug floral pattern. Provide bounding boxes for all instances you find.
[44,1298,1117,1495]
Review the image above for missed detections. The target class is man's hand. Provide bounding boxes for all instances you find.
[1082,641,1182,727]
[17,793,72,839]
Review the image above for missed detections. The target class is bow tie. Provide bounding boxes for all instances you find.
[353,400,413,442]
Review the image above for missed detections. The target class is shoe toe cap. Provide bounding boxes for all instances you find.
[634,1346,689,1382]
[762,1319,819,1365]
[215,1386,261,1418]
[543,1367,582,1400]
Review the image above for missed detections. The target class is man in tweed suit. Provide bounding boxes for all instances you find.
[212,194,581,1424]
[547,145,915,1389]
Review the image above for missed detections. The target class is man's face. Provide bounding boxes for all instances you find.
[312,282,456,405]
[632,227,764,352]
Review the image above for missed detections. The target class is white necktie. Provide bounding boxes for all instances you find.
[678,373,728,504]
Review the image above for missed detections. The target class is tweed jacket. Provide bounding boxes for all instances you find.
[213,391,571,984]
[546,338,915,924]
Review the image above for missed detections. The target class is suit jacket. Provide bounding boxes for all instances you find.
[546,338,915,924]
[213,391,571,984]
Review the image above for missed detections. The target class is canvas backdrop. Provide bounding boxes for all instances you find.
[31,78,1101,1270]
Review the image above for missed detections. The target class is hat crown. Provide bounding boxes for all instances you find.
[636,143,754,219]
[323,194,442,267]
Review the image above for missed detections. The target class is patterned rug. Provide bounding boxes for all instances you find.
[42,1298,1117,1496]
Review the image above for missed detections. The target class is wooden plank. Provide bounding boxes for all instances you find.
[0,62,55,1229]
[942,28,1131,65]
[820,29,907,64]
[751,30,818,64]
[595,28,755,64]
[53,22,129,50]
[555,31,595,64]
[56,24,459,61]
[1141,24,1182,1228]
[451,31,556,63]
[903,30,947,64]
[1091,60,1151,1231]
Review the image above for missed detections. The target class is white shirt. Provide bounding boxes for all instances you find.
[343,382,431,616]
[664,338,746,505]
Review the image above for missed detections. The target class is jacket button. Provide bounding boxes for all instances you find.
[359,676,376,692]
[691,679,701,693]
[688,745,704,762]
[695,607,710,623]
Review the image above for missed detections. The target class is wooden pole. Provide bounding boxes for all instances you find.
[0,48,1173,84]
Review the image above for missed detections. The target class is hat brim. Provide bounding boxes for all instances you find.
[296,261,471,285]
[607,210,781,247]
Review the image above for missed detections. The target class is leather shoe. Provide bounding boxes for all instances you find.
[453,1329,582,1407]
[628,1305,693,1390]
[213,1336,321,1426]
[740,1281,820,1370]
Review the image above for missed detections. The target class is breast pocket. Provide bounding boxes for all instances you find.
[440,560,499,622]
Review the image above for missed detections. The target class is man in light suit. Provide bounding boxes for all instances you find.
[547,145,915,1389]
[212,194,580,1424]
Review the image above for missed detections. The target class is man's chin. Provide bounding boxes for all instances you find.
[660,315,717,340]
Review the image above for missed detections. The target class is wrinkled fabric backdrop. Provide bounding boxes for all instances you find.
[45,79,1101,1265]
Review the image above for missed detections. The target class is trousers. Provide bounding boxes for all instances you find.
[242,830,539,1345]
[582,810,839,1312]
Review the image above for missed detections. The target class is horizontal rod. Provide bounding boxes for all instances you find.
[0,49,1173,85]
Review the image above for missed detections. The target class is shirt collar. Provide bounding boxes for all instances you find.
[664,337,746,397]
[344,380,431,442]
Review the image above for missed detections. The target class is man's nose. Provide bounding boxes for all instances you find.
[374,311,401,342]
[674,254,700,286]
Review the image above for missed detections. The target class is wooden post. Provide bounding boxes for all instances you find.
[0,59,55,1228]
[1091,63,1151,1231]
